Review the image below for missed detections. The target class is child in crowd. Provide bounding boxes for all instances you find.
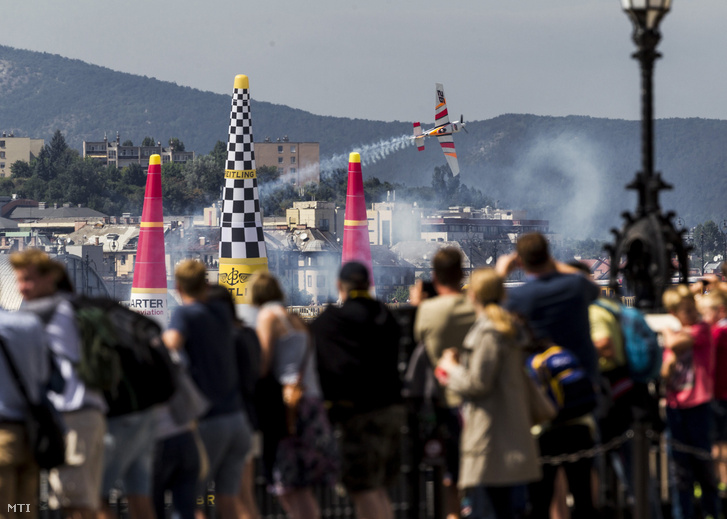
[698,288,727,504]
[661,285,721,519]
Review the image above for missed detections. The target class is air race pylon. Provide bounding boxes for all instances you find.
[130,154,168,327]
[218,74,268,310]
[342,152,374,289]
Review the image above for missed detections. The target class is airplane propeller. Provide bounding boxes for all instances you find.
[460,115,469,133]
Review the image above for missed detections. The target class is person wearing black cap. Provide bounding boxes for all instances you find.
[310,261,405,519]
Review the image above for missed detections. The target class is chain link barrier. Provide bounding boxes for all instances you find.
[539,427,714,466]
[539,429,635,466]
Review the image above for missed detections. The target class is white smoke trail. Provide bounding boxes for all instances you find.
[506,133,608,239]
[265,133,415,190]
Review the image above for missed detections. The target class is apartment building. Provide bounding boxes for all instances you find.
[83,133,194,168]
[256,137,320,187]
[0,132,44,178]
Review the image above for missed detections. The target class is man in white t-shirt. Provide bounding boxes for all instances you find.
[11,249,107,519]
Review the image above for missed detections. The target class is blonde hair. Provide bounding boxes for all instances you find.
[468,267,516,338]
[662,284,694,313]
[10,248,57,276]
[175,259,208,298]
[700,289,727,311]
[10,248,68,289]
[250,271,284,307]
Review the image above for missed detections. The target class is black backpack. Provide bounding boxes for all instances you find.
[71,296,177,417]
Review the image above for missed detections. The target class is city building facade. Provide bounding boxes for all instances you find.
[83,133,194,168]
[286,201,339,234]
[256,137,320,187]
[420,206,549,243]
[0,133,44,178]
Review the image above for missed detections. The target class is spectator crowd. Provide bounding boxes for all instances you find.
[1,232,727,519]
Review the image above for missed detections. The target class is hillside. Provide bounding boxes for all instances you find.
[1,45,726,238]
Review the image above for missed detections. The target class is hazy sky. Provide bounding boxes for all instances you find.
[2,0,726,123]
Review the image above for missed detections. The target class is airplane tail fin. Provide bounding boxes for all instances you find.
[413,122,425,151]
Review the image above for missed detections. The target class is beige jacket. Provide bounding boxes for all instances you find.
[444,315,542,488]
[414,293,476,407]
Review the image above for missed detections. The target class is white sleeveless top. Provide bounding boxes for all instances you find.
[263,302,322,398]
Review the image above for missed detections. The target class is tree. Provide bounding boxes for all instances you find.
[141,136,157,147]
[168,138,185,152]
[161,163,193,214]
[259,183,299,216]
[122,163,146,187]
[694,220,723,264]
[48,130,70,165]
[17,175,48,201]
[10,160,32,178]
[33,147,53,181]
[0,178,15,195]
[122,140,134,147]
[60,159,105,207]
[257,165,280,186]
[210,140,227,170]
[387,286,410,304]
[364,177,395,204]
[431,166,461,208]
[183,155,224,204]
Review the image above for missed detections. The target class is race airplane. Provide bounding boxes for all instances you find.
[412,83,467,175]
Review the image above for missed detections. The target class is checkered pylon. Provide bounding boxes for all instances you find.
[219,74,267,260]
[218,75,268,305]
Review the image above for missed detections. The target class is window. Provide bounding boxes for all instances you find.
[278,157,284,164]
[290,168,296,175]
[109,151,116,158]
[290,156,296,164]
[319,219,329,231]
[290,145,296,153]
[277,167,284,175]
[278,145,283,153]
[0,141,5,147]
[307,275,312,287]
[0,152,4,159]
[0,163,5,169]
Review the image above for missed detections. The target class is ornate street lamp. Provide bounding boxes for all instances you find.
[607,0,689,310]
[608,3,688,518]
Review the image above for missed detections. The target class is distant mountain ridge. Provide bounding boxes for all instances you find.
[1,44,726,238]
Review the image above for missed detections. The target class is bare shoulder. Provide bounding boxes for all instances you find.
[288,312,308,332]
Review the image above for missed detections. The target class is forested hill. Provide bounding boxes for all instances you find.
[1,44,726,238]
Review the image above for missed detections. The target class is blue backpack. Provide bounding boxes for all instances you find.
[594,299,661,384]
[526,345,598,423]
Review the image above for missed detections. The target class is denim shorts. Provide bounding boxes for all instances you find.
[197,410,252,495]
[102,408,157,496]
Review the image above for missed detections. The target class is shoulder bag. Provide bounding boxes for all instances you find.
[0,336,67,469]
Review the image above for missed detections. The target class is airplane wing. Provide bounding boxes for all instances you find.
[435,83,450,126]
[437,134,460,175]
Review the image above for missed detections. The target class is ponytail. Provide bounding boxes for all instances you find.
[482,302,517,339]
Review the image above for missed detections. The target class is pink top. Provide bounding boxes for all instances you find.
[663,321,715,409]
[713,318,727,401]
